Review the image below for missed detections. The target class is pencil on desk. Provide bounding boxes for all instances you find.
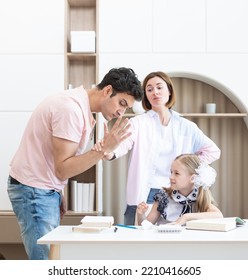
[116,224,138,229]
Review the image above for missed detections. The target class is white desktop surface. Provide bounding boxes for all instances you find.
[38,223,248,260]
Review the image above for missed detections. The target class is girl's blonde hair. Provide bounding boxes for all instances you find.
[164,154,217,212]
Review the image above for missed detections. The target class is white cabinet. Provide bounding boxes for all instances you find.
[0,112,32,210]
[0,0,64,54]
[98,0,151,53]
[153,0,205,52]
[0,55,64,111]
[0,0,64,211]
[207,0,248,52]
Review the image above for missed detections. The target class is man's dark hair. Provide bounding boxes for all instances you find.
[97,67,143,101]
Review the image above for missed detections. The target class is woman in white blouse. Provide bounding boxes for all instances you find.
[95,71,221,225]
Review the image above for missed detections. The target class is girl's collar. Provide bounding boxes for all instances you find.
[171,187,198,203]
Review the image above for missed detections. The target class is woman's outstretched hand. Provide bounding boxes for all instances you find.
[92,116,131,159]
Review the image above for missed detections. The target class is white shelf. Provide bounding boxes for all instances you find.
[67,53,97,59]
[65,0,100,216]
[182,113,248,118]
[65,211,101,216]
[124,113,247,118]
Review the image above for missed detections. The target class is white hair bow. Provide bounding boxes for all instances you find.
[193,162,217,189]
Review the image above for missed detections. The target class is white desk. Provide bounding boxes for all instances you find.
[38,224,248,260]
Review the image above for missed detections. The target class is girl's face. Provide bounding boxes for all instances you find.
[170,160,195,196]
[145,76,170,109]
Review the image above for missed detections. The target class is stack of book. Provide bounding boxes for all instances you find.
[186,217,245,232]
[70,180,95,212]
[72,216,114,233]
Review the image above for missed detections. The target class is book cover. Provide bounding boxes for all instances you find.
[88,183,95,212]
[81,183,90,212]
[70,180,78,211]
[77,182,83,212]
[72,225,105,233]
[76,183,90,212]
[186,217,245,232]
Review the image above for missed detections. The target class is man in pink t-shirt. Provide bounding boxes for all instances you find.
[8,67,143,260]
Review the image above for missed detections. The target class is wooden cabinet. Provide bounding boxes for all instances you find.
[65,0,98,89]
[64,0,102,216]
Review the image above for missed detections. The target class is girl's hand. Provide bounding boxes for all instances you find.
[170,214,189,226]
[137,201,149,215]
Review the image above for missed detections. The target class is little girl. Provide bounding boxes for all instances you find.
[136,154,223,226]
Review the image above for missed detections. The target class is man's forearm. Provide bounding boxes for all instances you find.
[55,149,105,181]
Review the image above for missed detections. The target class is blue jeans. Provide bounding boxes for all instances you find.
[7,177,61,260]
[146,188,160,204]
[124,205,137,225]
[124,188,160,225]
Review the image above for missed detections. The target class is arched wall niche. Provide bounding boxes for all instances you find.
[168,74,248,218]
[168,71,248,127]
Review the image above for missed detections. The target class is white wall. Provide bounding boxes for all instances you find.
[0,0,64,210]
[98,0,248,113]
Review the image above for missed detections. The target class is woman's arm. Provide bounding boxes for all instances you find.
[196,140,221,164]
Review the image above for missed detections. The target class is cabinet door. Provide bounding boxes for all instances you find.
[0,55,64,111]
[0,0,64,54]
[0,0,65,110]
[98,0,151,53]
[0,112,32,210]
[0,0,64,211]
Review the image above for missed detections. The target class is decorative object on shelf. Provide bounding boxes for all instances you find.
[205,103,216,114]
[71,31,96,53]
[132,101,145,114]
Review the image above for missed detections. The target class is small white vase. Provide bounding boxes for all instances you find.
[206,103,216,114]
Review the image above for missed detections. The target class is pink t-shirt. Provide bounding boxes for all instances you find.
[9,86,96,191]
